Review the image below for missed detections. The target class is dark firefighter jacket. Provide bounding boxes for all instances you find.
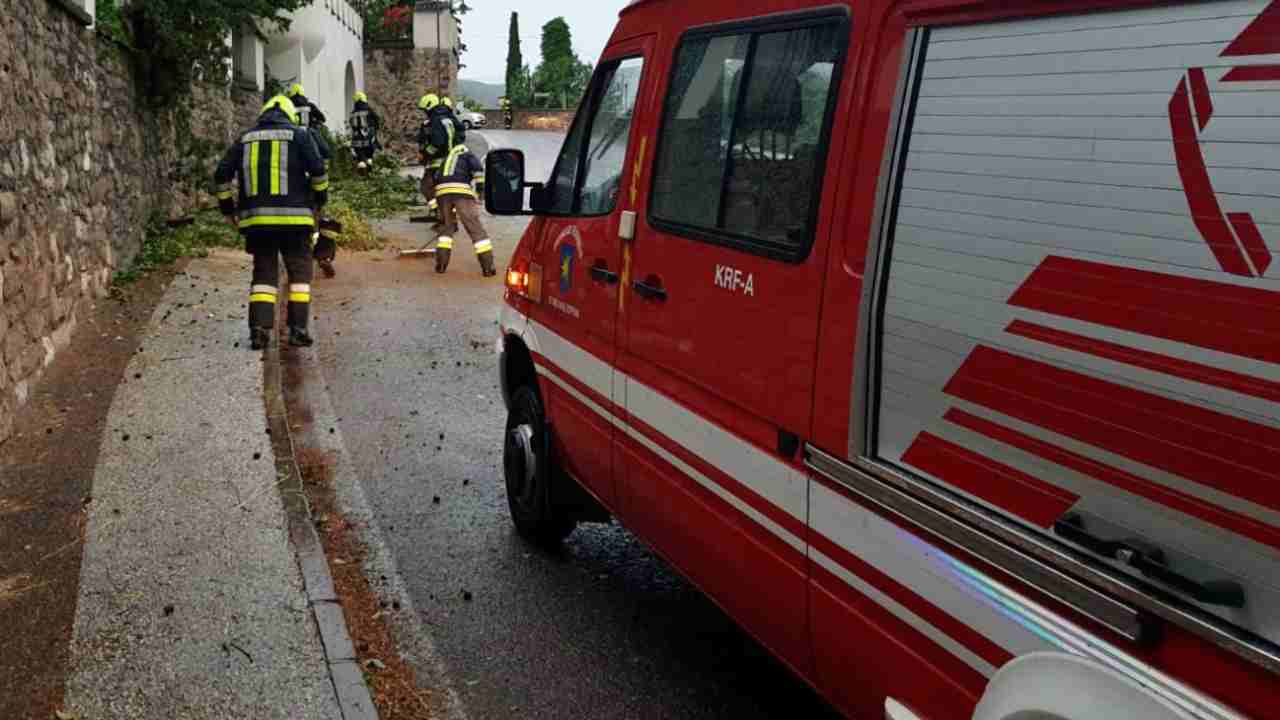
[417,106,464,170]
[351,101,381,132]
[433,144,485,200]
[351,101,381,149]
[291,93,327,129]
[213,108,330,231]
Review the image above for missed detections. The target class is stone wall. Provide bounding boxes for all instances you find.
[0,0,260,444]
[363,44,456,161]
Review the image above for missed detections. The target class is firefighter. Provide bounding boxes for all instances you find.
[213,95,330,350]
[415,93,443,208]
[433,142,494,276]
[416,93,465,221]
[287,83,327,129]
[282,85,337,278]
[349,91,381,172]
[500,96,513,129]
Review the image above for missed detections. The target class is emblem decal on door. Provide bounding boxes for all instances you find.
[553,226,585,294]
[1168,1,1278,277]
[560,242,576,293]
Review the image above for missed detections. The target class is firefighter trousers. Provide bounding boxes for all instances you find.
[246,229,314,331]
[435,195,493,270]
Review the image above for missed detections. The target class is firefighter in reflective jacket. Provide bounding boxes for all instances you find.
[433,143,493,276]
[349,91,381,171]
[415,93,465,208]
[214,95,330,350]
[500,96,513,129]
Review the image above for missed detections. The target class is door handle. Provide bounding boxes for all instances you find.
[1054,514,1245,608]
[633,276,667,302]
[590,262,620,285]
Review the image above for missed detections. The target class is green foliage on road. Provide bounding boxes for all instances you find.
[113,138,417,284]
[322,132,420,221]
[113,211,241,285]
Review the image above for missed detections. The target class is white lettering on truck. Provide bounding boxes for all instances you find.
[714,264,755,297]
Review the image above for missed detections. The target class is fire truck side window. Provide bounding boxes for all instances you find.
[651,16,846,260]
[650,34,751,228]
[543,57,644,216]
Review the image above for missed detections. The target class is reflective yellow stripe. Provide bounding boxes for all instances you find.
[444,145,467,176]
[216,190,235,200]
[435,183,476,198]
[288,292,311,303]
[249,142,260,196]
[436,236,453,250]
[238,215,316,228]
[312,179,330,191]
[270,141,281,195]
[473,239,493,254]
[250,293,278,304]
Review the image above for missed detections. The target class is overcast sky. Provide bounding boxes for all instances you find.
[459,1,633,85]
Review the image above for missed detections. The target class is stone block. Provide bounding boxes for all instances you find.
[3,263,22,300]
[18,341,45,379]
[0,192,15,227]
[4,335,22,382]
[23,306,48,341]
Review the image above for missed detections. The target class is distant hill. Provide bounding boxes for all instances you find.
[457,79,505,109]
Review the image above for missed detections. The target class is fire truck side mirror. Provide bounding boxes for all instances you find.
[485,148,536,216]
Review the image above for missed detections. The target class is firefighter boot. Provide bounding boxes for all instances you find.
[248,283,278,350]
[477,245,497,277]
[289,327,314,347]
[286,282,313,347]
[435,236,453,274]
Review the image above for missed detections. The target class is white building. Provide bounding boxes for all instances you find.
[234,0,367,131]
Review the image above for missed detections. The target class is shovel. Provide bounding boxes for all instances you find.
[398,245,437,258]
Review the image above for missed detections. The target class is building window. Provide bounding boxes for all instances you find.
[649,13,848,262]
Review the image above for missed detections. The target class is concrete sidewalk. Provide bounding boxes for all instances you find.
[63,251,344,719]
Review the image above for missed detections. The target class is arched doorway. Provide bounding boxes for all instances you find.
[344,61,356,129]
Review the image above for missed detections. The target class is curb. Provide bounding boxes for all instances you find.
[264,337,379,720]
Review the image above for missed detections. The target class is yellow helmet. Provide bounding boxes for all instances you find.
[261,95,300,125]
[418,93,440,111]
[287,83,306,98]
[354,91,368,103]
[441,96,453,108]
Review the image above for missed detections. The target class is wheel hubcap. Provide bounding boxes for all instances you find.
[506,423,537,503]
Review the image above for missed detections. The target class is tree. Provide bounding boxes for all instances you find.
[532,17,592,109]
[104,0,310,106]
[505,12,526,107]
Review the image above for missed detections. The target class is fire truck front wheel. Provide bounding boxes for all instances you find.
[504,385,577,545]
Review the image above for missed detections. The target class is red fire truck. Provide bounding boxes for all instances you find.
[485,0,1280,717]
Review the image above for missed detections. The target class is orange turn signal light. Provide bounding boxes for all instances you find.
[506,262,542,303]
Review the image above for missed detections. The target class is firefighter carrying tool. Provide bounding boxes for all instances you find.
[213,95,330,350]
[433,142,493,276]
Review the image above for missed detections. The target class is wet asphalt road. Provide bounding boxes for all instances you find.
[313,130,839,719]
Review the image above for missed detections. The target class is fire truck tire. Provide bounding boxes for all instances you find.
[504,385,577,545]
